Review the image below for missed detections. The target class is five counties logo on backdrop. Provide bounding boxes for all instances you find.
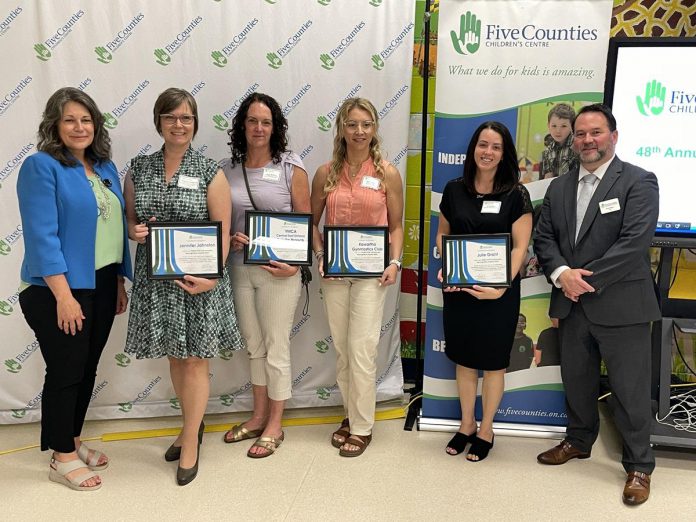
[449,9,599,56]
[636,79,696,116]
[94,13,145,64]
[33,10,85,61]
[154,17,203,66]
[636,79,666,116]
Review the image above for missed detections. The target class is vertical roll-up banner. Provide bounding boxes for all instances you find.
[0,0,415,424]
[422,0,613,433]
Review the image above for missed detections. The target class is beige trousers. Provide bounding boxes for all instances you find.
[231,265,301,401]
[321,277,387,436]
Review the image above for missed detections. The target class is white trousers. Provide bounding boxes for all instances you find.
[321,277,387,436]
[231,265,301,401]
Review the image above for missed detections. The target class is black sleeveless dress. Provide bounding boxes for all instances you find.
[440,179,532,370]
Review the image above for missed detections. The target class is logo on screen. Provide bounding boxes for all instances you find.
[636,80,666,116]
[451,12,481,55]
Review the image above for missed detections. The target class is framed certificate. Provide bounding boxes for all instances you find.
[323,226,388,278]
[146,221,223,280]
[243,211,312,266]
[442,233,511,288]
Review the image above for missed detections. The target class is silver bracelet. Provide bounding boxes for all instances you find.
[314,250,324,260]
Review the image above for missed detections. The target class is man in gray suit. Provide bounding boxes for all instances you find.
[534,104,660,506]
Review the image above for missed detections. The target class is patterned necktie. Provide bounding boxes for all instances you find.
[575,173,598,242]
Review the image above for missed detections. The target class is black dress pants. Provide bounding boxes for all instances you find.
[558,302,655,474]
[19,264,118,452]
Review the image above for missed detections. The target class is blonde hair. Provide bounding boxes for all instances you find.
[323,97,385,195]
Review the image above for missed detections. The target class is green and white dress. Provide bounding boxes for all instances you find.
[125,147,244,359]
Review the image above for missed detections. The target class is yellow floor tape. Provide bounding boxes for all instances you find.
[0,407,406,454]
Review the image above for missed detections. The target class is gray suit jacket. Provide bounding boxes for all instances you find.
[534,156,661,326]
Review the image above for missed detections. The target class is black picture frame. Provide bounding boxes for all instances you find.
[441,233,511,288]
[323,225,389,278]
[243,211,313,266]
[146,221,223,280]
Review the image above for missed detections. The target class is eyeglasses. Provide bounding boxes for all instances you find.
[343,120,375,131]
[160,114,196,125]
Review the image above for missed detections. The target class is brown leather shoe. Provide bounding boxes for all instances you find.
[623,471,651,506]
[537,440,591,465]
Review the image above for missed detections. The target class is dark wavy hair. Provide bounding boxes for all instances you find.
[462,121,520,195]
[37,87,111,166]
[227,92,288,167]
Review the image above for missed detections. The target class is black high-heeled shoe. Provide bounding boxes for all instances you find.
[176,441,200,486]
[164,420,205,462]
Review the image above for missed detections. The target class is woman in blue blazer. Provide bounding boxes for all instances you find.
[17,87,132,491]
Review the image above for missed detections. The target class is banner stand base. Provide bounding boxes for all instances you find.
[418,412,566,439]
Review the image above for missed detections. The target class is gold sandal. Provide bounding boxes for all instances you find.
[223,424,264,444]
[247,431,285,459]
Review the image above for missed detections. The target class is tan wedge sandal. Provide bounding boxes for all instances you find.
[49,456,101,491]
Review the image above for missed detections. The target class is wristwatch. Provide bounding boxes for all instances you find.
[389,259,402,271]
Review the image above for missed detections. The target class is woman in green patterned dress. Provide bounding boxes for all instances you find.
[124,88,244,486]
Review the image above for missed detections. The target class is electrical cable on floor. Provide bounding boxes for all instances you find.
[404,393,422,410]
[669,248,682,290]
[656,387,696,433]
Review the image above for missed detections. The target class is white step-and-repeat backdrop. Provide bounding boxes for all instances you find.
[0,0,415,423]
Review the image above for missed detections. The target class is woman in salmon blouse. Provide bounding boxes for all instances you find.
[311,98,403,457]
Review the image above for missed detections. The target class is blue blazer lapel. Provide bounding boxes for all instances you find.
[576,158,622,245]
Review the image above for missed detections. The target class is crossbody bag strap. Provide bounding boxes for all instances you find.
[241,163,258,211]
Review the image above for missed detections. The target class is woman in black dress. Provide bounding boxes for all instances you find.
[436,121,533,461]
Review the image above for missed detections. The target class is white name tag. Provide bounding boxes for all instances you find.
[481,200,501,214]
[177,175,199,189]
[262,168,281,182]
[361,175,381,190]
[599,198,620,214]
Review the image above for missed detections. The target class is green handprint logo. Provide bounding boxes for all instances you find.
[0,239,10,255]
[114,353,131,367]
[154,48,171,66]
[219,348,234,360]
[220,394,234,407]
[118,402,133,413]
[451,11,481,55]
[34,43,51,61]
[317,115,331,131]
[103,113,118,130]
[11,409,26,419]
[0,301,13,316]
[266,52,282,69]
[320,53,335,70]
[5,359,21,373]
[316,387,331,400]
[169,397,181,410]
[636,80,666,116]
[318,0,331,5]
[369,0,383,6]
[371,54,385,71]
[211,50,228,68]
[212,114,228,131]
[94,46,112,64]
[315,341,329,354]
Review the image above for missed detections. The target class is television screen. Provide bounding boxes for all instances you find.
[604,37,696,247]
